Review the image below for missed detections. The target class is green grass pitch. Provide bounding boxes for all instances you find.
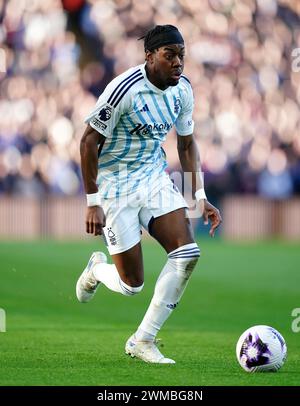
[0,239,299,386]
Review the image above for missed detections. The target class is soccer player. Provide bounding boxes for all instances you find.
[77,25,222,364]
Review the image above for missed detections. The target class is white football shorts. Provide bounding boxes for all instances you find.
[101,173,188,255]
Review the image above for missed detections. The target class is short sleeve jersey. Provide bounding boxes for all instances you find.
[85,63,194,198]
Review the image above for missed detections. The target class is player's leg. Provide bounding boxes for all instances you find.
[92,242,144,295]
[150,207,195,252]
[135,207,200,342]
[125,179,200,363]
[76,196,144,302]
[126,208,200,363]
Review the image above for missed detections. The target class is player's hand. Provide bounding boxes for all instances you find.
[85,206,106,236]
[201,200,222,237]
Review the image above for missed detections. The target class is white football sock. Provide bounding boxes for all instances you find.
[93,263,143,296]
[135,243,200,341]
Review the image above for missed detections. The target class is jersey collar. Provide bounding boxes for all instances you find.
[141,63,170,94]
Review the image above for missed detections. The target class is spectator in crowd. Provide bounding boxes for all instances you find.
[0,0,300,201]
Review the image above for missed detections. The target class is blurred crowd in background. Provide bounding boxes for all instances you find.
[0,0,300,202]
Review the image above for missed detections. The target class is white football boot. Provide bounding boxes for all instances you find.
[125,335,175,364]
[76,251,107,303]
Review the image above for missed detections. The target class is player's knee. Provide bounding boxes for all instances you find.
[119,279,144,296]
[185,254,200,274]
[168,243,200,275]
[179,253,200,276]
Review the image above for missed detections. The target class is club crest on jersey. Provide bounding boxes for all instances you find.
[174,98,182,114]
[98,106,112,121]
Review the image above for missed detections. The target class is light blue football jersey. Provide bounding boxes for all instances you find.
[84,63,194,198]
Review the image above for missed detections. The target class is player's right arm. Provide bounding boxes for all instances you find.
[81,68,134,235]
[80,124,106,236]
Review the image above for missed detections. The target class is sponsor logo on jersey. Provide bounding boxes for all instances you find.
[98,105,112,121]
[91,117,107,131]
[130,122,173,135]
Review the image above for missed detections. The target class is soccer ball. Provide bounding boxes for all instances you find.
[236,325,287,372]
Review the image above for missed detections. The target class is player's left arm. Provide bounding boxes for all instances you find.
[177,134,222,237]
